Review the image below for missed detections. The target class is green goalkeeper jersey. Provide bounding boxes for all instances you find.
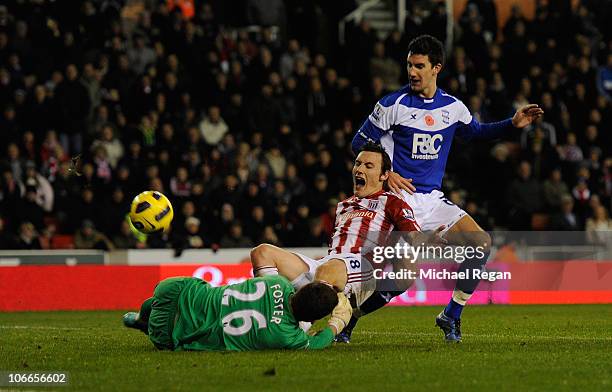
[172,276,334,351]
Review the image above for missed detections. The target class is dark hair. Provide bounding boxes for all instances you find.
[407,35,445,68]
[359,142,392,176]
[291,282,339,322]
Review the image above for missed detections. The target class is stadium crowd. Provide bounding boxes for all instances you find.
[0,0,611,250]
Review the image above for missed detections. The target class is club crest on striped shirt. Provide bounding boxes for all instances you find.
[402,208,414,220]
[368,200,379,210]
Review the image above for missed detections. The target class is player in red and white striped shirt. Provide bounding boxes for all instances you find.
[329,177,421,255]
[250,143,438,337]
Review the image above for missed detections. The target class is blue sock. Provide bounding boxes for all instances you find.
[444,299,464,320]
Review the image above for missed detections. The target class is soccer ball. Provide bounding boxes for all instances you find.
[129,191,174,234]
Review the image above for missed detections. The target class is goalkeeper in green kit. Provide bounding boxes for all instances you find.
[123,275,352,351]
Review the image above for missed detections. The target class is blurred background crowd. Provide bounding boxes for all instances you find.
[0,0,611,250]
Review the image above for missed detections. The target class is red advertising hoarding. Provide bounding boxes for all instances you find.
[1,262,612,311]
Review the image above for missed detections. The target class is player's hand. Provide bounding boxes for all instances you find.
[512,104,544,128]
[428,225,448,245]
[387,171,416,195]
[327,293,352,334]
[408,225,447,248]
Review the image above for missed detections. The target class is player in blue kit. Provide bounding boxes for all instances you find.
[344,35,544,342]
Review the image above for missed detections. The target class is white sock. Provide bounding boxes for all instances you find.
[452,289,472,306]
[254,266,278,277]
[291,272,313,290]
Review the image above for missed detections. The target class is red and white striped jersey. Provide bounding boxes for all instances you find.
[329,190,420,255]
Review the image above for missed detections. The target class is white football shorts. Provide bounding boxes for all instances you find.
[399,189,467,233]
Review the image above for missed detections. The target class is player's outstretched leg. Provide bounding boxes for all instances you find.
[435,216,491,342]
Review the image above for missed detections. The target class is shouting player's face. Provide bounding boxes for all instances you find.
[352,151,389,198]
[407,53,441,99]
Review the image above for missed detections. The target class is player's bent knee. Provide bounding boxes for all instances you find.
[461,230,491,253]
[250,243,275,267]
[474,231,491,254]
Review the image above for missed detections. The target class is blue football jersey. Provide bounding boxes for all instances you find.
[352,86,511,193]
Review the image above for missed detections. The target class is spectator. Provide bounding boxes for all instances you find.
[209,202,236,243]
[245,205,267,243]
[40,130,68,182]
[18,185,45,230]
[113,220,145,249]
[520,117,557,149]
[220,222,252,248]
[4,142,25,181]
[23,161,54,212]
[586,205,612,244]
[369,41,401,91]
[549,194,581,231]
[543,169,570,211]
[105,187,130,235]
[169,166,192,198]
[319,198,338,238]
[265,146,287,179]
[199,105,228,146]
[91,146,113,188]
[55,64,91,155]
[74,220,115,250]
[307,173,333,216]
[25,85,54,138]
[127,34,156,75]
[507,161,543,230]
[14,222,42,249]
[304,217,329,247]
[182,216,205,249]
[285,163,306,198]
[572,177,592,220]
[90,125,125,169]
[557,132,584,163]
[270,180,291,207]
[261,225,281,246]
[280,39,309,80]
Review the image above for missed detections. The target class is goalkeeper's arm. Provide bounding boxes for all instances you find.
[306,293,352,350]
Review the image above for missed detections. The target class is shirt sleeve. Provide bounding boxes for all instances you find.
[281,326,335,350]
[386,196,421,232]
[352,99,397,154]
[455,100,513,141]
[305,327,335,350]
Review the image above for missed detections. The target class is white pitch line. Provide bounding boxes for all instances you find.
[0,325,86,330]
[359,331,612,341]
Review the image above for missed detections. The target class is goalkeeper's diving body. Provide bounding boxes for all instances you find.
[123,275,352,351]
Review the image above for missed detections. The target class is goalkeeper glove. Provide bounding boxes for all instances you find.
[327,292,352,334]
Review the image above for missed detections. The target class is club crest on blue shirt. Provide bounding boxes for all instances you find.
[442,109,450,124]
[371,103,383,121]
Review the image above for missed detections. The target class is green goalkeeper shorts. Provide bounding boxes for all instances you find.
[148,277,193,350]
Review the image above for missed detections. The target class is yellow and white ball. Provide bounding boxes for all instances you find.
[129,191,174,234]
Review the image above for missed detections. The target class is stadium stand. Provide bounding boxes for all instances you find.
[0,0,610,249]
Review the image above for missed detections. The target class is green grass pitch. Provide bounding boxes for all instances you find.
[1,305,611,391]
